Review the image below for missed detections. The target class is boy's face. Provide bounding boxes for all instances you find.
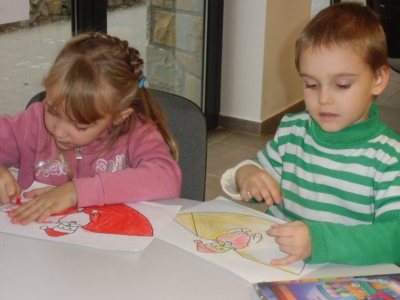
[299,45,388,132]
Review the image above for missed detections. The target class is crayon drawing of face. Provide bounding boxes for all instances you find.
[195,229,261,253]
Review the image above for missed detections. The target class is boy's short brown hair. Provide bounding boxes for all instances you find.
[295,2,388,73]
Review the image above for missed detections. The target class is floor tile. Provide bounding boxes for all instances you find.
[205,174,225,201]
[218,131,274,150]
[230,198,269,213]
[207,127,234,145]
[207,142,259,178]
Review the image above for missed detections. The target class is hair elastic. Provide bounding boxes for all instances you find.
[138,76,147,88]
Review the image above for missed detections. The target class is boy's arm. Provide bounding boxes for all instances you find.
[304,213,400,265]
[220,160,263,200]
[221,127,284,201]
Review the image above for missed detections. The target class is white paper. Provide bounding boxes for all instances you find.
[0,182,181,251]
[159,197,324,283]
[0,0,29,25]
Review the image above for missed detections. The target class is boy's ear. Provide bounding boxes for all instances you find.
[372,65,390,96]
[113,108,134,126]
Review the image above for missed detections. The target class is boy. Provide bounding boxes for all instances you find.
[221,2,400,266]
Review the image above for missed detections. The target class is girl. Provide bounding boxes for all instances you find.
[0,32,182,225]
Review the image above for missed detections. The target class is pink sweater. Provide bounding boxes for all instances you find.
[0,102,182,206]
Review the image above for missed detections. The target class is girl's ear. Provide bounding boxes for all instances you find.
[113,108,134,126]
[372,65,390,96]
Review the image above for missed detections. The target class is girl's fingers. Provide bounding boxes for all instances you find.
[0,182,21,204]
[0,189,11,204]
[9,199,42,224]
[22,186,53,199]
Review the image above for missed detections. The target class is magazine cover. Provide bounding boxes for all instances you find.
[254,273,400,300]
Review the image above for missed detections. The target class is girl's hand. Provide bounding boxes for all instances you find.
[0,165,21,204]
[235,164,282,205]
[266,221,312,265]
[8,182,78,225]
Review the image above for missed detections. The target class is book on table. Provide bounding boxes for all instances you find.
[254,273,400,300]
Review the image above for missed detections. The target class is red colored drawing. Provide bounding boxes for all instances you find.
[41,204,153,237]
[0,202,153,238]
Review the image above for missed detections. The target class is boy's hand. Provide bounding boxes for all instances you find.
[235,164,282,205]
[8,182,78,225]
[0,165,21,204]
[266,221,312,265]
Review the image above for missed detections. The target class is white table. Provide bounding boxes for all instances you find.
[1,198,399,300]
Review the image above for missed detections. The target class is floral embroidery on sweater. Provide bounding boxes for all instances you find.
[35,155,68,177]
[96,155,127,173]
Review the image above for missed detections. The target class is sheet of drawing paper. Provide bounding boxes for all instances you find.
[0,182,181,251]
[158,197,324,283]
[0,0,29,25]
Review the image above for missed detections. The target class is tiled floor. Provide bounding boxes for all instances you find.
[1,6,400,213]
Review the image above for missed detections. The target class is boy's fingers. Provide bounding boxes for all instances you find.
[267,224,291,237]
[264,182,282,204]
[260,191,274,206]
[239,188,251,201]
[271,254,297,266]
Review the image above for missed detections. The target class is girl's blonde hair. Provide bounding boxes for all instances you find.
[295,2,388,74]
[43,32,178,160]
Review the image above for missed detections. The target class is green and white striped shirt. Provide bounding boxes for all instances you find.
[256,104,400,264]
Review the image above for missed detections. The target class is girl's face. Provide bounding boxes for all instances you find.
[299,45,388,132]
[43,90,114,151]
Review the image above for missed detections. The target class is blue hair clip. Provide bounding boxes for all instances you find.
[138,76,147,88]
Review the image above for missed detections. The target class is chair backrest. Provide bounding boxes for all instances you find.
[26,91,46,109]
[26,89,207,201]
[148,89,207,201]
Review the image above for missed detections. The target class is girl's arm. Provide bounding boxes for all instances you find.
[73,124,182,206]
[0,111,26,168]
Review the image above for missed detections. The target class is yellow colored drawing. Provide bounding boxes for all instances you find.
[175,212,302,274]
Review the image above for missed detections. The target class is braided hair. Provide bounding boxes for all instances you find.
[42,32,178,160]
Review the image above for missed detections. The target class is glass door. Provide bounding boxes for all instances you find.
[72,0,205,107]
[0,0,222,130]
[104,1,223,130]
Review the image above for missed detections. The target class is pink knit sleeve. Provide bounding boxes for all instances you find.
[73,123,182,206]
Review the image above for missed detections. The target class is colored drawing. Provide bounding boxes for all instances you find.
[175,212,302,275]
[159,197,309,283]
[2,203,153,238]
[0,181,181,251]
[43,204,153,237]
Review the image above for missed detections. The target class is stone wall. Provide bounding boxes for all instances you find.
[0,0,143,34]
[146,0,204,106]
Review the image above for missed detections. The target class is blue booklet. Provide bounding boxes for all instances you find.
[254,273,400,300]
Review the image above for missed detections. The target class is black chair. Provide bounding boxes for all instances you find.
[149,89,207,201]
[26,89,207,201]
